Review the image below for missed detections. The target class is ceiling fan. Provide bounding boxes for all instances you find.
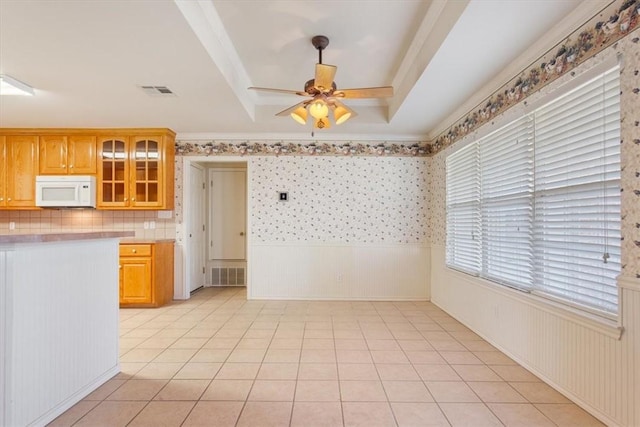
[249,35,394,130]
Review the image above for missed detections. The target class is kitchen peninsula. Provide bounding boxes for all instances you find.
[0,231,132,427]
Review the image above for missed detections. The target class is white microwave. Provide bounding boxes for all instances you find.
[35,175,97,208]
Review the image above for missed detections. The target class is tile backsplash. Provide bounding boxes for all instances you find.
[0,209,176,239]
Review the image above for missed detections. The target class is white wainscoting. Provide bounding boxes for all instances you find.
[430,244,640,427]
[1,239,120,427]
[249,243,430,300]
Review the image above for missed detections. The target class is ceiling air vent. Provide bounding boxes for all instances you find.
[139,85,176,97]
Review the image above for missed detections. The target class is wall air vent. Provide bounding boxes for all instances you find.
[211,267,246,286]
[139,85,176,97]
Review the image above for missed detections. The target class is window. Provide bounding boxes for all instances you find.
[445,65,621,317]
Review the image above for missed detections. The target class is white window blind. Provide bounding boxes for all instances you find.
[445,65,621,317]
[480,116,534,289]
[446,143,480,274]
[533,66,621,316]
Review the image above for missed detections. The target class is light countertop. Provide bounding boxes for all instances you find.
[0,231,134,244]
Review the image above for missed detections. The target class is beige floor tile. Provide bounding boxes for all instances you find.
[366,339,401,351]
[47,401,99,427]
[397,340,433,351]
[305,329,334,339]
[244,329,276,339]
[182,401,244,427]
[236,338,271,349]
[429,340,467,351]
[425,381,480,403]
[340,380,387,402]
[191,348,232,362]
[236,401,293,427]
[391,402,449,426]
[439,402,503,426]
[120,348,164,363]
[440,351,484,365]
[371,350,410,364]
[490,365,540,382]
[174,362,222,379]
[488,403,556,426]
[227,348,267,362]
[83,379,127,401]
[459,340,497,352]
[202,337,241,349]
[338,363,379,380]
[299,363,339,380]
[376,364,420,381]
[510,382,571,403]
[266,348,303,363]
[334,338,367,350]
[414,364,462,381]
[467,381,527,403]
[304,338,336,349]
[128,401,195,426]
[154,379,210,400]
[249,380,296,401]
[336,350,373,364]
[301,349,336,363]
[134,362,184,379]
[451,365,502,382]
[257,363,299,380]
[333,329,364,339]
[153,348,198,363]
[291,402,343,427]
[474,351,517,365]
[295,380,341,401]
[535,403,605,426]
[269,338,303,349]
[135,337,177,349]
[74,401,146,427]
[154,328,190,338]
[114,362,147,380]
[201,379,253,400]
[383,381,434,402]
[406,351,447,365]
[342,402,396,427]
[107,379,167,401]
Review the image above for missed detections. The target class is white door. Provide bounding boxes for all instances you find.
[209,169,246,260]
[188,164,206,292]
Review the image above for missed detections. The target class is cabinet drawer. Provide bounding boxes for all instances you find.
[120,244,152,257]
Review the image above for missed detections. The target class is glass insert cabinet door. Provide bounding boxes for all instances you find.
[132,137,162,206]
[99,138,128,206]
[98,136,164,208]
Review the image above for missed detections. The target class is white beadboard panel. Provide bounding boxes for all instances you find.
[1,239,120,427]
[431,244,640,427]
[249,243,430,300]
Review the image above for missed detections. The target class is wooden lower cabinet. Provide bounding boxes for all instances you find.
[119,241,174,308]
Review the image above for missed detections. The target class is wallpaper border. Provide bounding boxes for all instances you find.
[431,0,639,154]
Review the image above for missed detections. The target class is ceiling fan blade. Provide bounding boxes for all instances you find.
[249,87,309,96]
[332,86,394,99]
[314,64,337,92]
[275,100,309,117]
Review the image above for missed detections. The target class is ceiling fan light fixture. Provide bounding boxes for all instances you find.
[309,100,329,120]
[314,117,330,129]
[333,105,352,125]
[290,106,308,125]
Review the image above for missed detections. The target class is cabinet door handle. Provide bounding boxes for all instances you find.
[69,165,74,168]
[132,249,137,253]
[132,198,136,201]
[7,198,11,201]
[0,197,3,201]
[119,265,122,269]
[124,198,128,201]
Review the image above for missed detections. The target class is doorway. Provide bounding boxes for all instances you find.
[182,157,250,300]
[207,164,247,286]
[187,163,206,293]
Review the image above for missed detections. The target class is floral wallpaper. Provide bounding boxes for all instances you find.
[250,156,428,244]
[432,0,640,154]
[430,27,640,280]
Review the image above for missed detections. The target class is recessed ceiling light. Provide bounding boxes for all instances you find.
[0,74,35,96]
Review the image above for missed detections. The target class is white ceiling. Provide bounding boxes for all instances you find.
[0,0,602,141]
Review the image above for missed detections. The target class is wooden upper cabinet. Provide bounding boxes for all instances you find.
[97,130,174,210]
[39,135,96,174]
[0,136,6,207]
[6,135,39,207]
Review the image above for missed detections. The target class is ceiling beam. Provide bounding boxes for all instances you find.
[174,0,256,120]
[388,0,469,121]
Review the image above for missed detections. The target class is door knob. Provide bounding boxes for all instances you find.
[240,232,245,236]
